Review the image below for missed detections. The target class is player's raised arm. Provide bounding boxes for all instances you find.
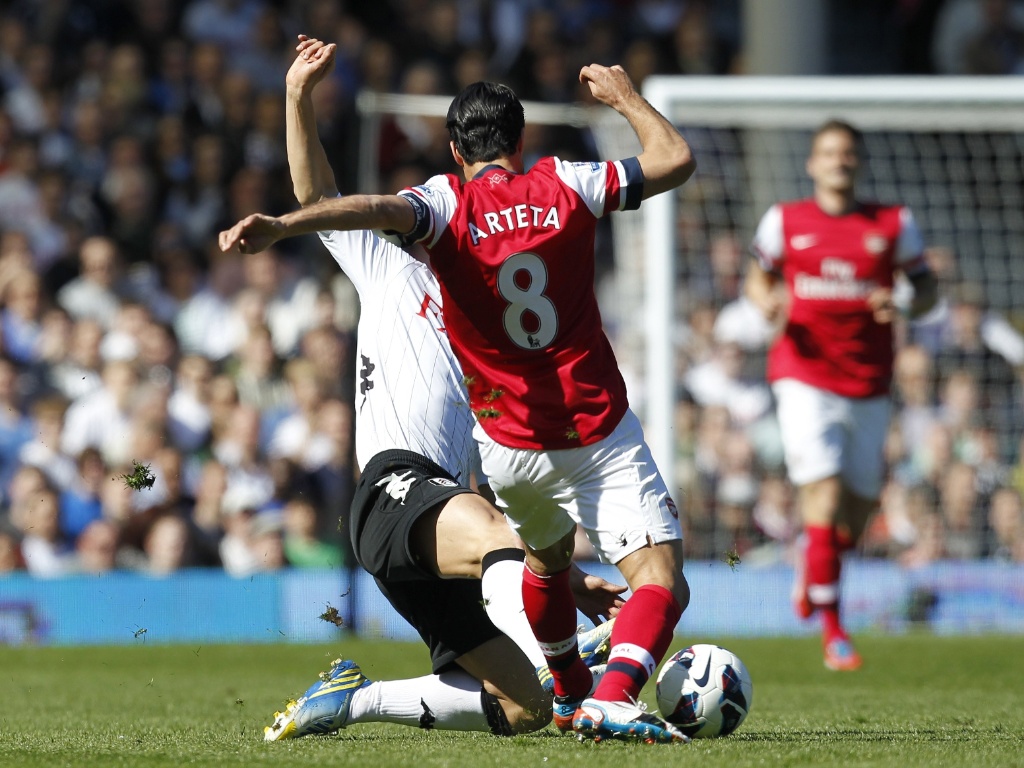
[285,35,339,206]
[580,63,695,199]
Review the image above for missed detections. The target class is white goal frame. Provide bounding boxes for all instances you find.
[641,76,1024,493]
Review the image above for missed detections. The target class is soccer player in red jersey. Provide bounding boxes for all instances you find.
[220,64,696,743]
[745,120,938,671]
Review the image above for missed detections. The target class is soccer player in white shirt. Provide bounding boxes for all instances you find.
[263,37,622,743]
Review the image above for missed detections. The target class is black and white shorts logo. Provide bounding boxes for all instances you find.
[428,477,458,488]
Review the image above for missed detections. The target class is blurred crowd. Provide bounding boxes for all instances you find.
[0,0,1022,578]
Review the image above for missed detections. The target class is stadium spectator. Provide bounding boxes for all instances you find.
[47,318,104,401]
[683,340,772,428]
[20,394,76,494]
[240,247,320,357]
[893,345,939,451]
[56,236,125,329]
[267,358,328,470]
[60,358,139,465]
[745,119,938,671]
[59,446,106,542]
[229,323,290,412]
[1,268,46,365]
[987,486,1024,561]
[932,0,1024,73]
[248,509,287,571]
[961,0,1024,74]
[19,486,71,576]
[298,324,352,401]
[213,402,274,512]
[71,517,120,574]
[218,501,260,576]
[0,355,33,489]
[939,461,985,559]
[167,354,213,452]
[280,495,339,569]
[174,246,246,361]
[189,458,228,566]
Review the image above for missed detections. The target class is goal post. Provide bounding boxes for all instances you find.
[637,76,1024,495]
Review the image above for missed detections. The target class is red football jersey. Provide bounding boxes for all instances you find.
[395,156,644,449]
[751,200,928,398]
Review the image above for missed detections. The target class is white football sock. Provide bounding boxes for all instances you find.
[480,557,546,669]
[347,670,490,732]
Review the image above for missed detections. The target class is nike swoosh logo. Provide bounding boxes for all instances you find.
[693,656,714,687]
[791,234,818,250]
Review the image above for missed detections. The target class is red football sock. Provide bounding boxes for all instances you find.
[805,525,846,643]
[835,526,856,553]
[592,585,681,703]
[521,565,591,698]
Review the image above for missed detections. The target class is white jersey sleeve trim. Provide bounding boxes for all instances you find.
[553,157,607,218]
[751,204,784,271]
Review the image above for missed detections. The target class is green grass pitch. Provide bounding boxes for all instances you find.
[1,635,1020,768]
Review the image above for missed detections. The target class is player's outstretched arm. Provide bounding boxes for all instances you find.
[580,63,695,199]
[219,194,417,255]
[744,257,786,323]
[568,564,626,624]
[285,35,339,206]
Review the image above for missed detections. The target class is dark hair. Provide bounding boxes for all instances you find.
[811,119,862,149]
[446,82,525,164]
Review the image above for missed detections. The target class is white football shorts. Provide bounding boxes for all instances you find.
[473,408,683,564]
[772,377,890,499]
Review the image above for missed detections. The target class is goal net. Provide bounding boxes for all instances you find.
[356,80,1024,537]
[628,76,1024,508]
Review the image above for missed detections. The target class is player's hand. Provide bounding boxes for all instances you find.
[218,214,285,255]
[754,289,787,324]
[285,34,337,94]
[867,286,897,324]
[579,63,637,111]
[568,565,627,624]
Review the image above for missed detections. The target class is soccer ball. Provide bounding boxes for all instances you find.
[655,644,753,738]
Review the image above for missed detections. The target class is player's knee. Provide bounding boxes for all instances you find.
[482,689,551,735]
[507,690,552,734]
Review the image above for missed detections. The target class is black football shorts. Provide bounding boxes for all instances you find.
[351,449,503,672]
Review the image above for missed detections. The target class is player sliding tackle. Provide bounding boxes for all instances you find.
[263,36,624,741]
[224,40,697,745]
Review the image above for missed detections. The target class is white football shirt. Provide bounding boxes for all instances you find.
[317,227,476,483]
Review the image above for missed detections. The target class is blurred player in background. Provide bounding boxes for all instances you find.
[221,53,696,744]
[745,120,938,670]
[264,37,623,742]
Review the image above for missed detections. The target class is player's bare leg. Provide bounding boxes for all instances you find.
[456,635,551,734]
[408,495,556,681]
[797,475,862,670]
[836,486,876,546]
[589,538,688,702]
[409,493,522,579]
